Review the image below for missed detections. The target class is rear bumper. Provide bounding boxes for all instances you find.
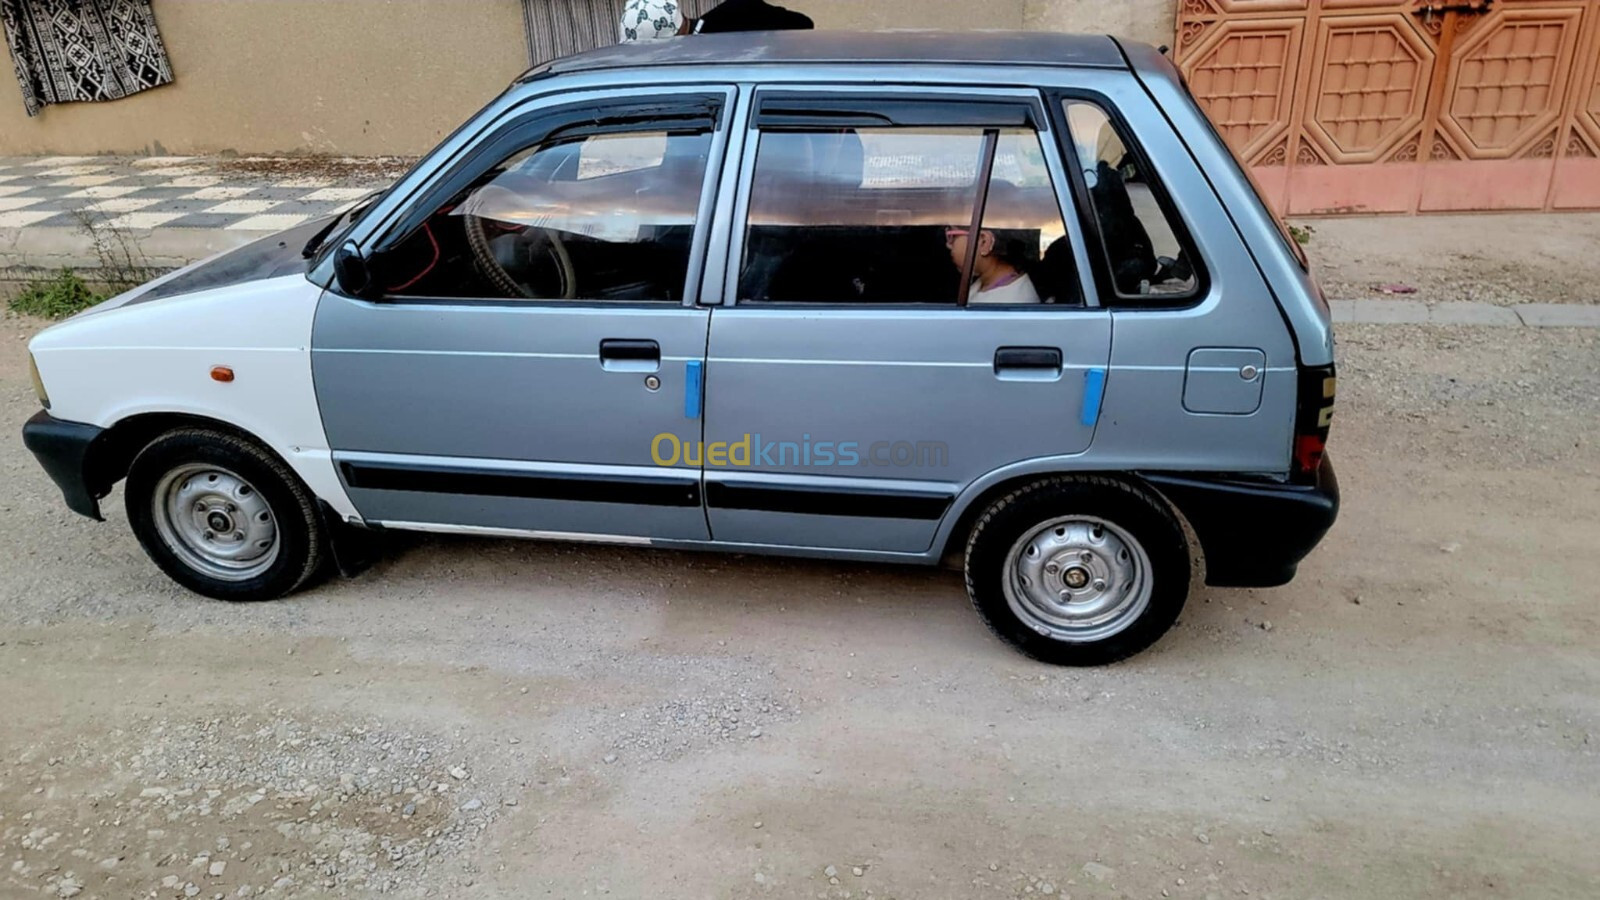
[22,410,107,521]
[1142,456,1340,588]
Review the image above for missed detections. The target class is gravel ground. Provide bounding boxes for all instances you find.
[1299,212,1600,306]
[212,158,418,185]
[1,313,1597,899]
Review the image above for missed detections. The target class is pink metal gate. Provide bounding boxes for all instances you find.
[1174,0,1600,214]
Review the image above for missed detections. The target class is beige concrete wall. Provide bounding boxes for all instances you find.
[0,0,529,157]
[1023,0,1175,47]
[0,0,1176,157]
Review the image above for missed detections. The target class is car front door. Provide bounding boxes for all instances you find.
[311,88,734,540]
[699,89,1112,555]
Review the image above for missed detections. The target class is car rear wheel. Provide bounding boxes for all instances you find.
[126,428,326,602]
[964,476,1189,666]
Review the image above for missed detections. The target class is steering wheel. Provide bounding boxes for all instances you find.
[463,214,578,301]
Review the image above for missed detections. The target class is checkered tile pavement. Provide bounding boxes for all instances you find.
[0,155,396,232]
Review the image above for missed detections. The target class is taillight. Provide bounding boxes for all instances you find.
[1294,434,1326,475]
[1293,365,1336,479]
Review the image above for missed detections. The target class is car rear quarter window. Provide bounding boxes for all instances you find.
[1062,99,1201,301]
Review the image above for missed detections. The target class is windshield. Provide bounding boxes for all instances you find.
[313,84,527,271]
[309,188,389,268]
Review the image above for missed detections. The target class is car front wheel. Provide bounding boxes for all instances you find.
[964,476,1190,666]
[125,428,326,601]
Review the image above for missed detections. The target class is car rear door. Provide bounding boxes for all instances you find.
[698,88,1112,555]
[311,87,734,541]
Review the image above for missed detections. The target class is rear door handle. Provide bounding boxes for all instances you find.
[995,346,1063,381]
[600,339,661,373]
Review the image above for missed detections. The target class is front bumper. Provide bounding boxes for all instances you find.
[22,410,107,521]
[1142,456,1340,589]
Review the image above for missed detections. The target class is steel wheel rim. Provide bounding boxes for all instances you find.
[1002,515,1153,643]
[151,464,280,582]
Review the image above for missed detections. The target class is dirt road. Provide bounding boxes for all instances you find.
[1299,212,1600,307]
[2,313,1597,900]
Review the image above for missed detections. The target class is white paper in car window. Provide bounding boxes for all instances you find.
[576,133,669,180]
[858,129,984,188]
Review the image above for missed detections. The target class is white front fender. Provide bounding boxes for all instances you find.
[28,274,359,522]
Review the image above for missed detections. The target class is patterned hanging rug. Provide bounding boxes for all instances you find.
[1,0,173,116]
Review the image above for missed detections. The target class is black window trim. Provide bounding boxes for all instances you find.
[351,91,731,309]
[956,128,1002,307]
[755,94,1038,130]
[729,88,1093,311]
[1045,88,1210,310]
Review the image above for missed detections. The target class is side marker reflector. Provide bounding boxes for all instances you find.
[211,366,235,383]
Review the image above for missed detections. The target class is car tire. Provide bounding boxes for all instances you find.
[964,476,1189,666]
[125,428,326,602]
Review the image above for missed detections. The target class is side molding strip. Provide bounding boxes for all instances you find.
[340,461,702,508]
[706,480,953,521]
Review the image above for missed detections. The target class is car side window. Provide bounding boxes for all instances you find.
[383,128,713,302]
[1062,100,1200,299]
[738,125,1078,306]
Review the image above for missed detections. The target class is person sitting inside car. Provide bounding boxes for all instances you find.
[620,0,813,42]
[695,0,814,32]
[946,196,1042,305]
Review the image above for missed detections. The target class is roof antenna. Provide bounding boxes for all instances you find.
[1158,44,1170,55]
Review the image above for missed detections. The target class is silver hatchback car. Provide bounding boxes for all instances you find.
[23,31,1338,665]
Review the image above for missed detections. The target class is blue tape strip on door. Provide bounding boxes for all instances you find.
[1081,367,1107,427]
[685,360,703,419]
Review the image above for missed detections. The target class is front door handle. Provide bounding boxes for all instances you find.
[600,339,661,373]
[994,346,1063,381]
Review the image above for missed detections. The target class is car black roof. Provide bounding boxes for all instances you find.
[529,30,1130,79]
